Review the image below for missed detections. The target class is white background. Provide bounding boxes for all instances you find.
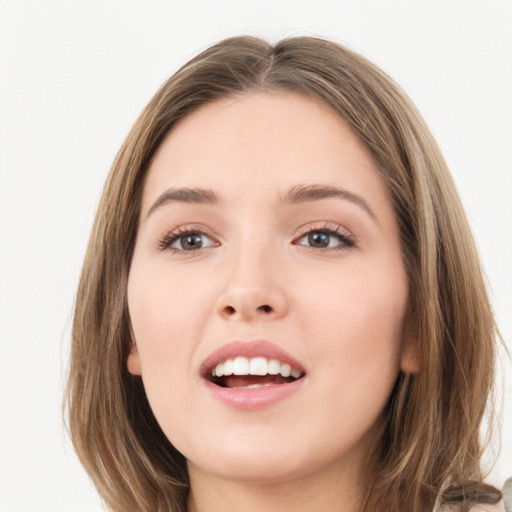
[0,1,511,510]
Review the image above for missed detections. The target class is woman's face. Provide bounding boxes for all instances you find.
[127,92,417,485]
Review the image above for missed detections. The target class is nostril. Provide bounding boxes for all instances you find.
[220,304,274,318]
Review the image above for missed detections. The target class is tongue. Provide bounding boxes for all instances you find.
[221,374,292,388]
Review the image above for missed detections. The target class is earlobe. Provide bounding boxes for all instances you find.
[127,342,142,376]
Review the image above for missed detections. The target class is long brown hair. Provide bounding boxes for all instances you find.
[65,36,502,512]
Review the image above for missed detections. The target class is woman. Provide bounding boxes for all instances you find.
[66,36,506,512]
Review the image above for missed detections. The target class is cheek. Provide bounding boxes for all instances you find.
[298,266,407,438]
[126,263,217,434]
[298,263,407,378]
[127,262,215,378]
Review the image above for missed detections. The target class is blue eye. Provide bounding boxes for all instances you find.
[296,227,354,250]
[160,230,216,251]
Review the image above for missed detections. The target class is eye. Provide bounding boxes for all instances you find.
[295,225,355,251]
[159,228,217,252]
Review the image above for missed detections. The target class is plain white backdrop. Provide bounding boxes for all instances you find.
[0,1,511,510]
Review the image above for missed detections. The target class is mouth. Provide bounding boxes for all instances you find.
[206,356,305,389]
[201,341,306,409]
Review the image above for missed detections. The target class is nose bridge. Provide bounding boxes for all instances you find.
[216,230,288,321]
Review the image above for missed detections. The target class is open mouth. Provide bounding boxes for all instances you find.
[206,356,305,389]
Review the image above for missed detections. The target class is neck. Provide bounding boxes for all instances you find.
[186,459,366,512]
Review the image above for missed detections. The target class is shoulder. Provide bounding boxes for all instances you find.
[438,476,512,512]
[439,502,506,512]
[468,503,506,512]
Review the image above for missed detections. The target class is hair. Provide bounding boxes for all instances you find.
[65,35,502,512]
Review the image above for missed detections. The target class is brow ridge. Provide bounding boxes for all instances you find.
[147,187,219,218]
[281,184,375,219]
[146,183,375,221]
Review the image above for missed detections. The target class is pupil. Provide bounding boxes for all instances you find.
[309,232,329,248]
[182,234,202,250]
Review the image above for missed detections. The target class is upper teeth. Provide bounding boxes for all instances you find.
[212,356,302,379]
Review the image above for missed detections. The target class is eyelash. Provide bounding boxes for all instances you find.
[157,223,355,253]
[157,226,217,252]
[294,223,355,252]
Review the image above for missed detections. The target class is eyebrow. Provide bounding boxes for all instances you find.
[146,187,220,218]
[146,183,375,220]
[280,184,376,220]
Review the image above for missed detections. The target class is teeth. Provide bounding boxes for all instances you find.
[233,356,250,375]
[215,363,224,377]
[211,356,303,379]
[291,368,302,379]
[249,356,268,376]
[280,363,291,378]
[223,359,234,376]
[234,383,274,389]
[268,359,281,375]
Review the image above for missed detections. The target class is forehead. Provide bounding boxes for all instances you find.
[142,91,389,212]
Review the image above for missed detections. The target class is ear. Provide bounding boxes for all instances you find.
[400,329,421,374]
[127,342,142,376]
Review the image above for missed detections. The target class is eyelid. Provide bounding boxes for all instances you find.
[293,222,356,250]
[155,221,355,253]
[157,224,220,253]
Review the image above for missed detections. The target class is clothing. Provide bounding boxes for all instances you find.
[468,502,506,512]
[503,476,512,512]
[438,477,512,512]
[439,501,505,512]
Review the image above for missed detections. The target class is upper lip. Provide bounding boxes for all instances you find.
[200,340,306,378]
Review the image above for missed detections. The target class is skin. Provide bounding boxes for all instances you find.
[127,91,419,512]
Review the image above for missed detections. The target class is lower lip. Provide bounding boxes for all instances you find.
[203,378,305,410]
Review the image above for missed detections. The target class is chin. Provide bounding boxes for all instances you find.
[188,450,308,485]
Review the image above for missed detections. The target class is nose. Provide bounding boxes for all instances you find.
[215,244,289,322]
